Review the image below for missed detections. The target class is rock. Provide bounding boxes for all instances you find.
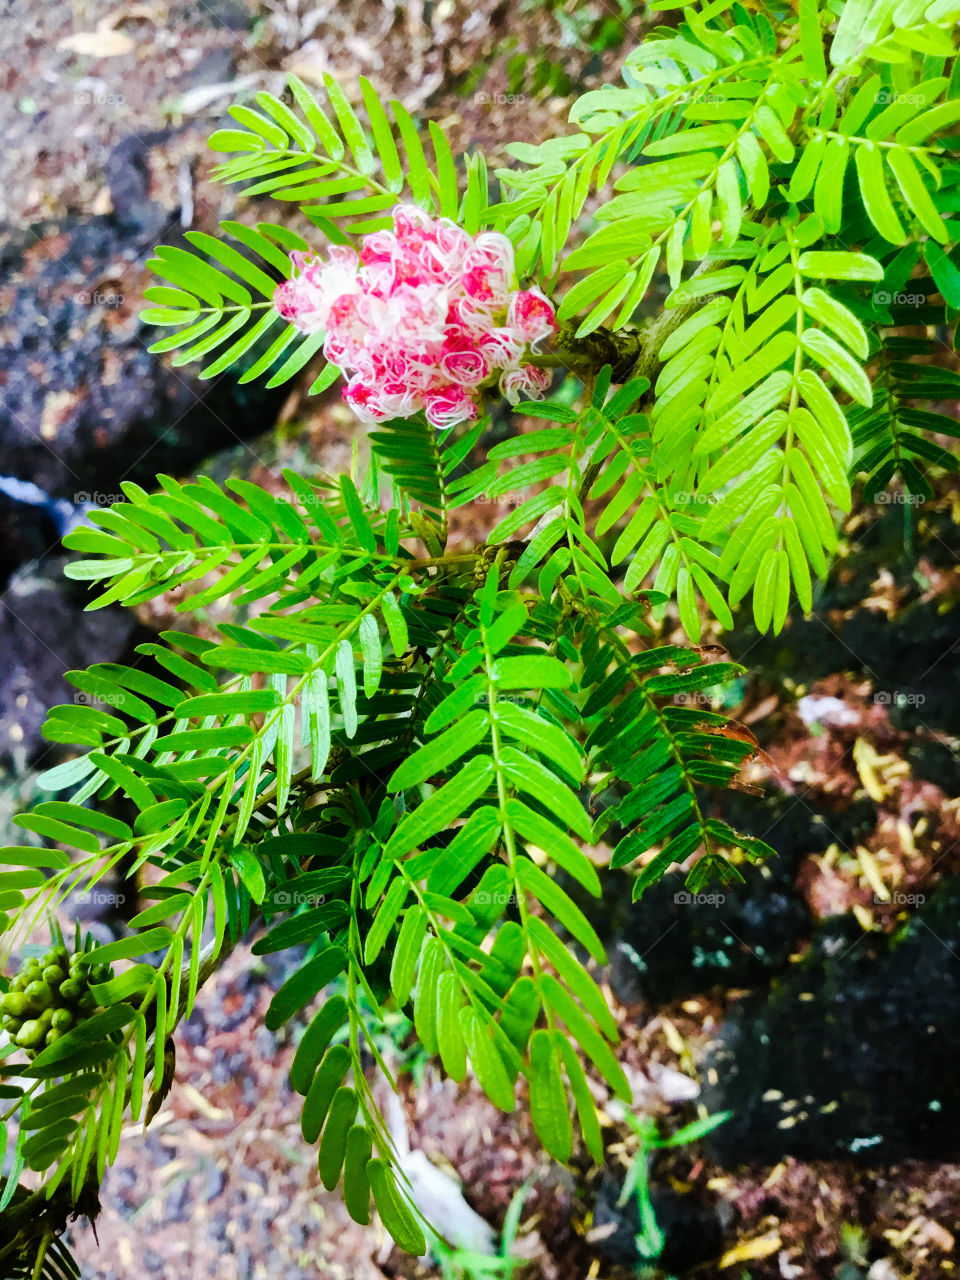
[0,135,285,501]
[609,858,809,1005]
[0,558,139,762]
[590,1167,730,1272]
[576,780,879,1007]
[700,877,960,1162]
[905,738,960,795]
[0,483,63,591]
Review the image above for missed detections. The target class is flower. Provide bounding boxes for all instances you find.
[499,363,554,406]
[274,205,557,428]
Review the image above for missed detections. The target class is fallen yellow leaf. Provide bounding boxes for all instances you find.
[720,1232,783,1267]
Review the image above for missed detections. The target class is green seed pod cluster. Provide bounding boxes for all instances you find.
[1,945,113,1057]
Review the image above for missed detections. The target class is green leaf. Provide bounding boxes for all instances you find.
[358,614,383,699]
[886,147,947,243]
[265,946,348,1030]
[302,1045,351,1143]
[490,654,572,690]
[86,928,175,965]
[390,909,428,1006]
[797,251,883,281]
[364,877,409,964]
[528,1030,572,1162]
[800,330,872,406]
[343,1126,372,1225]
[460,1006,516,1111]
[367,1158,426,1255]
[319,1086,358,1189]
[925,242,960,308]
[389,709,488,791]
[436,972,467,1081]
[854,143,906,243]
[322,73,375,173]
[383,756,495,859]
[516,858,605,962]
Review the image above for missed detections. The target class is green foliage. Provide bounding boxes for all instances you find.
[617,1108,731,1265]
[2,0,959,1263]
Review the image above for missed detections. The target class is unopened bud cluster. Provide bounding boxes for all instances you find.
[1,945,112,1056]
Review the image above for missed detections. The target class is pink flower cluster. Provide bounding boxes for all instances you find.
[273,205,557,429]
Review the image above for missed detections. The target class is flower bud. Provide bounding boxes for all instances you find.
[24,980,53,1011]
[1,992,29,1018]
[15,1020,47,1049]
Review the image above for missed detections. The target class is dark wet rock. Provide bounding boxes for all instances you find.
[905,738,960,796]
[0,137,284,502]
[0,488,60,591]
[731,600,960,735]
[700,877,960,1163]
[590,1167,730,1272]
[599,790,878,1005]
[0,558,139,762]
[103,134,175,241]
[609,860,809,1006]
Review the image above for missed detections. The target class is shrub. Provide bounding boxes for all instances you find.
[2,0,958,1270]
